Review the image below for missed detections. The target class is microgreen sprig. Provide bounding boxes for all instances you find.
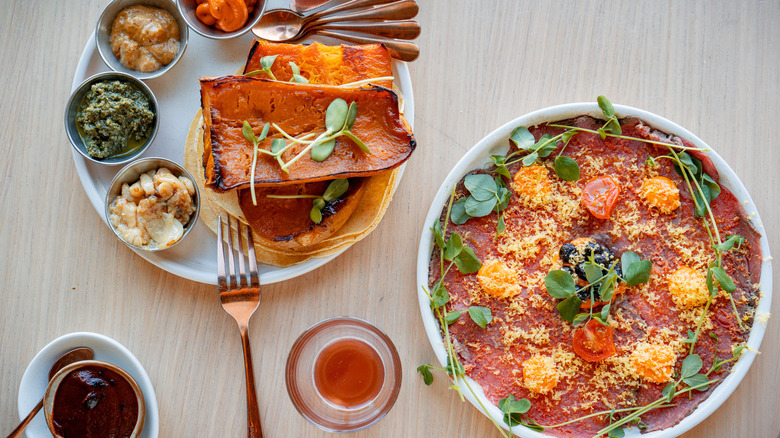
[265,179,349,223]
[450,174,511,236]
[242,121,270,205]
[492,127,580,181]
[245,55,278,80]
[288,61,308,84]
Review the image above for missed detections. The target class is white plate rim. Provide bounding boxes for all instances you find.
[71,31,415,285]
[415,102,773,437]
[17,331,159,438]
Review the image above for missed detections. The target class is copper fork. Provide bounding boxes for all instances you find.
[217,215,264,438]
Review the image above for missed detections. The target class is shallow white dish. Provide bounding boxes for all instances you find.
[415,103,773,437]
[17,332,159,438]
[72,31,415,285]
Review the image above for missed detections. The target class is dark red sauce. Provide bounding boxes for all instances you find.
[314,338,384,408]
[52,365,139,438]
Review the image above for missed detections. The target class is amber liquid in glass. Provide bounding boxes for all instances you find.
[313,338,384,408]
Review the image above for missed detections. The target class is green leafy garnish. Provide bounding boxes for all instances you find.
[245,55,279,80]
[467,306,493,328]
[417,364,434,385]
[265,179,349,224]
[451,173,511,236]
[288,61,308,83]
[241,121,270,205]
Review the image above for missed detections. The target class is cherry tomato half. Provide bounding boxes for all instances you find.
[572,319,617,362]
[582,175,620,219]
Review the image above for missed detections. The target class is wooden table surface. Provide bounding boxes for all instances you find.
[1,1,778,437]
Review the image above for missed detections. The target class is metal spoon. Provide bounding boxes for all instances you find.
[290,0,397,14]
[6,347,95,438]
[307,20,420,40]
[253,1,419,43]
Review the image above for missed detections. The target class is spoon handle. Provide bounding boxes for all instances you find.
[315,30,420,62]
[313,1,419,26]
[309,0,402,20]
[6,398,43,438]
[310,20,421,40]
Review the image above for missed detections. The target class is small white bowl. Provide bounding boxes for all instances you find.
[17,332,159,438]
[176,0,266,39]
[96,0,189,80]
[416,103,773,438]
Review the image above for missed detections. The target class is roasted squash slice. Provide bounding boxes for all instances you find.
[243,40,393,88]
[200,76,415,192]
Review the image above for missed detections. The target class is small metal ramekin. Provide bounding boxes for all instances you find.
[176,0,266,40]
[95,0,189,80]
[105,157,201,252]
[65,71,159,166]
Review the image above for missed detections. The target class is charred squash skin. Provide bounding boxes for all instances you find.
[200,76,415,191]
[243,40,393,89]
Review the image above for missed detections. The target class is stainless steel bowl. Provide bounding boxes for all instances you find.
[65,71,159,166]
[176,0,266,40]
[105,157,200,252]
[96,0,189,80]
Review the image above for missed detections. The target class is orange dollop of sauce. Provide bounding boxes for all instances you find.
[195,0,256,32]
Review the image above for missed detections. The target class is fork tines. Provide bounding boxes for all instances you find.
[217,215,259,290]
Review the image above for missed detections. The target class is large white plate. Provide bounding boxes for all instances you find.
[416,103,772,437]
[71,32,414,285]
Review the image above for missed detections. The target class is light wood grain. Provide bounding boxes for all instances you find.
[1,0,778,437]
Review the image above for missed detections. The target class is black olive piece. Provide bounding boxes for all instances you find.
[574,263,589,282]
[559,243,578,265]
[576,285,603,302]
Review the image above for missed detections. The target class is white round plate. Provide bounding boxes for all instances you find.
[71,32,414,285]
[416,103,772,437]
[17,332,159,438]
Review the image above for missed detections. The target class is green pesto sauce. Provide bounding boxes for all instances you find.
[75,80,154,159]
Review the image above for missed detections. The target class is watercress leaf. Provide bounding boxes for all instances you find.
[712,266,736,293]
[443,232,463,261]
[554,156,580,181]
[325,98,348,132]
[605,118,622,135]
[491,155,507,166]
[242,121,258,143]
[509,126,535,150]
[322,179,349,202]
[468,306,493,328]
[495,187,511,211]
[417,364,434,385]
[706,267,718,297]
[450,198,470,225]
[561,129,578,144]
[532,134,552,151]
[258,122,270,141]
[583,262,603,284]
[453,247,481,274]
[498,394,531,416]
[675,152,697,176]
[343,130,370,154]
[544,270,576,299]
[620,251,640,270]
[496,214,506,235]
[309,205,322,223]
[345,101,358,130]
[662,382,676,402]
[597,127,607,140]
[716,234,745,252]
[608,427,625,438]
[271,138,286,154]
[445,354,465,376]
[431,281,450,308]
[693,186,710,218]
[260,54,278,70]
[600,303,612,322]
[683,329,696,344]
[432,220,445,250]
[646,155,657,167]
[732,345,746,358]
[310,138,337,162]
[464,174,497,201]
[537,142,557,157]
[557,296,583,323]
[495,166,510,178]
[709,332,720,341]
[445,310,464,325]
[599,271,618,302]
[464,196,496,217]
[683,373,710,391]
[572,313,590,326]
[624,260,652,286]
[681,354,703,378]
[598,95,616,118]
[522,152,539,166]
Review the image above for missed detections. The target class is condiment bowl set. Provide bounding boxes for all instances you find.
[95,0,190,80]
[176,0,267,40]
[105,157,201,252]
[65,71,160,166]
